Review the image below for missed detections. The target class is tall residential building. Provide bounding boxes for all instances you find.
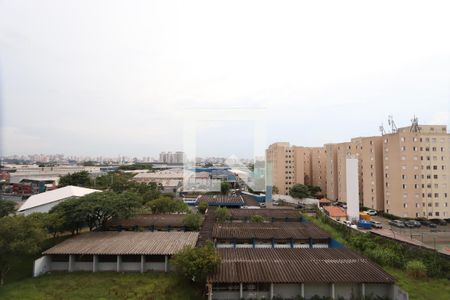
[159,151,185,164]
[325,143,339,200]
[383,125,450,219]
[266,143,326,195]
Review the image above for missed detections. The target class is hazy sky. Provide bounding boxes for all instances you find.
[1,0,449,158]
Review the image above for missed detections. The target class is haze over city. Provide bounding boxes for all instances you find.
[1,0,449,158]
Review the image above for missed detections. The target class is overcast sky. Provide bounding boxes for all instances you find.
[1,0,449,159]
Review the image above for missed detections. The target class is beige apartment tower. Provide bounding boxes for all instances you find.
[266,143,326,195]
[383,125,450,219]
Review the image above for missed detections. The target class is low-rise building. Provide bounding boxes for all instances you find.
[34,231,198,276]
[207,248,402,300]
[17,185,100,215]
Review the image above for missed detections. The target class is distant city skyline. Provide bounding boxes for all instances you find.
[1,1,449,158]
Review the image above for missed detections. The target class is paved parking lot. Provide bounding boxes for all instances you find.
[369,215,450,254]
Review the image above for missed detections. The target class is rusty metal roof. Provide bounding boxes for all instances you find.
[43,232,198,255]
[105,214,186,228]
[209,248,395,284]
[212,222,330,240]
[199,195,244,205]
[229,208,301,219]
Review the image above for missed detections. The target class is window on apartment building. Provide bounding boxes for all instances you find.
[427,174,431,179]
[402,184,406,189]
[414,175,418,179]
[426,147,430,151]
[434,184,439,189]
[445,202,448,207]
[416,203,420,208]
[442,166,445,170]
[428,202,432,207]
[441,147,444,152]
[428,193,432,198]
[401,137,405,142]
[435,212,440,216]
[432,137,436,142]
[445,193,448,198]
[402,174,406,179]
[426,156,430,161]
[433,156,438,161]
[429,212,433,216]
[427,184,432,188]
[426,165,431,170]
[413,146,417,151]
[422,201,425,207]
[435,193,439,198]
[432,147,437,151]
[433,165,438,170]
[414,184,418,189]
[403,203,407,208]
[422,184,425,188]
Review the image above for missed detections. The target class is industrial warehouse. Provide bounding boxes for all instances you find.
[33,206,408,299]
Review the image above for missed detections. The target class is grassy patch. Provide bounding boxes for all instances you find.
[385,267,450,300]
[0,272,202,300]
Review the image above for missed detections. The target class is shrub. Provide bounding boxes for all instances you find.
[406,260,427,278]
[215,207,230,222]
[197,201,208,214]
[183,213,203,231]
[171,241,220,283]
[250,215,265,223]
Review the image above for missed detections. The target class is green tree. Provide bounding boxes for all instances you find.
[49,198,86,234]
[0,200,16,217]
[58,171,91,187]
[250,215,265,223]
[289,184,311,199]
[197,201,208,214]
[118,163,153,171]
[183,213,203,231]
[215,207,230,222]
[272,185,279,195]
[171,241,220,283]
[146,196,189,214]
[307,185,322,197]
[220,182,231,195]
[0,215,47,285]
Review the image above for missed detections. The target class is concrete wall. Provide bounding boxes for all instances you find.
[34,256,50,277]
[335,283,359,299]
[74,262,92,271]
[304,283,330,299]
[121,262,141,272]
[97,262,116,272]
[366,283,391,299]
[273,284,302,299]
[145,262,165,271]
[50,262,69,271]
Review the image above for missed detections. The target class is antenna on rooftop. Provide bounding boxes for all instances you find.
[379,124,386,136]
[410,115,421,133]
[388,115,397,133]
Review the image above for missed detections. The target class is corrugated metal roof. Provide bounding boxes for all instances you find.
[105,214,186,228]
[199,195,244,205]
[43,232,198,255]
[18,186,100,211]
[209,248,395,284]
[212,222,330,240]
[229,208,301,219]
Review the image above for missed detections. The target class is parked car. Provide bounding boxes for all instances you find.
[272,201,279,206]
[366,209,377,216]
[430,219,447,226]
[259,202,266,208]
[370,221,383,229]
[388,220,405,228]
[343,220,352,227]
[357,220,372,230]
[419,220,437,228]
[404,220,416,228]
[411,220,421,227]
